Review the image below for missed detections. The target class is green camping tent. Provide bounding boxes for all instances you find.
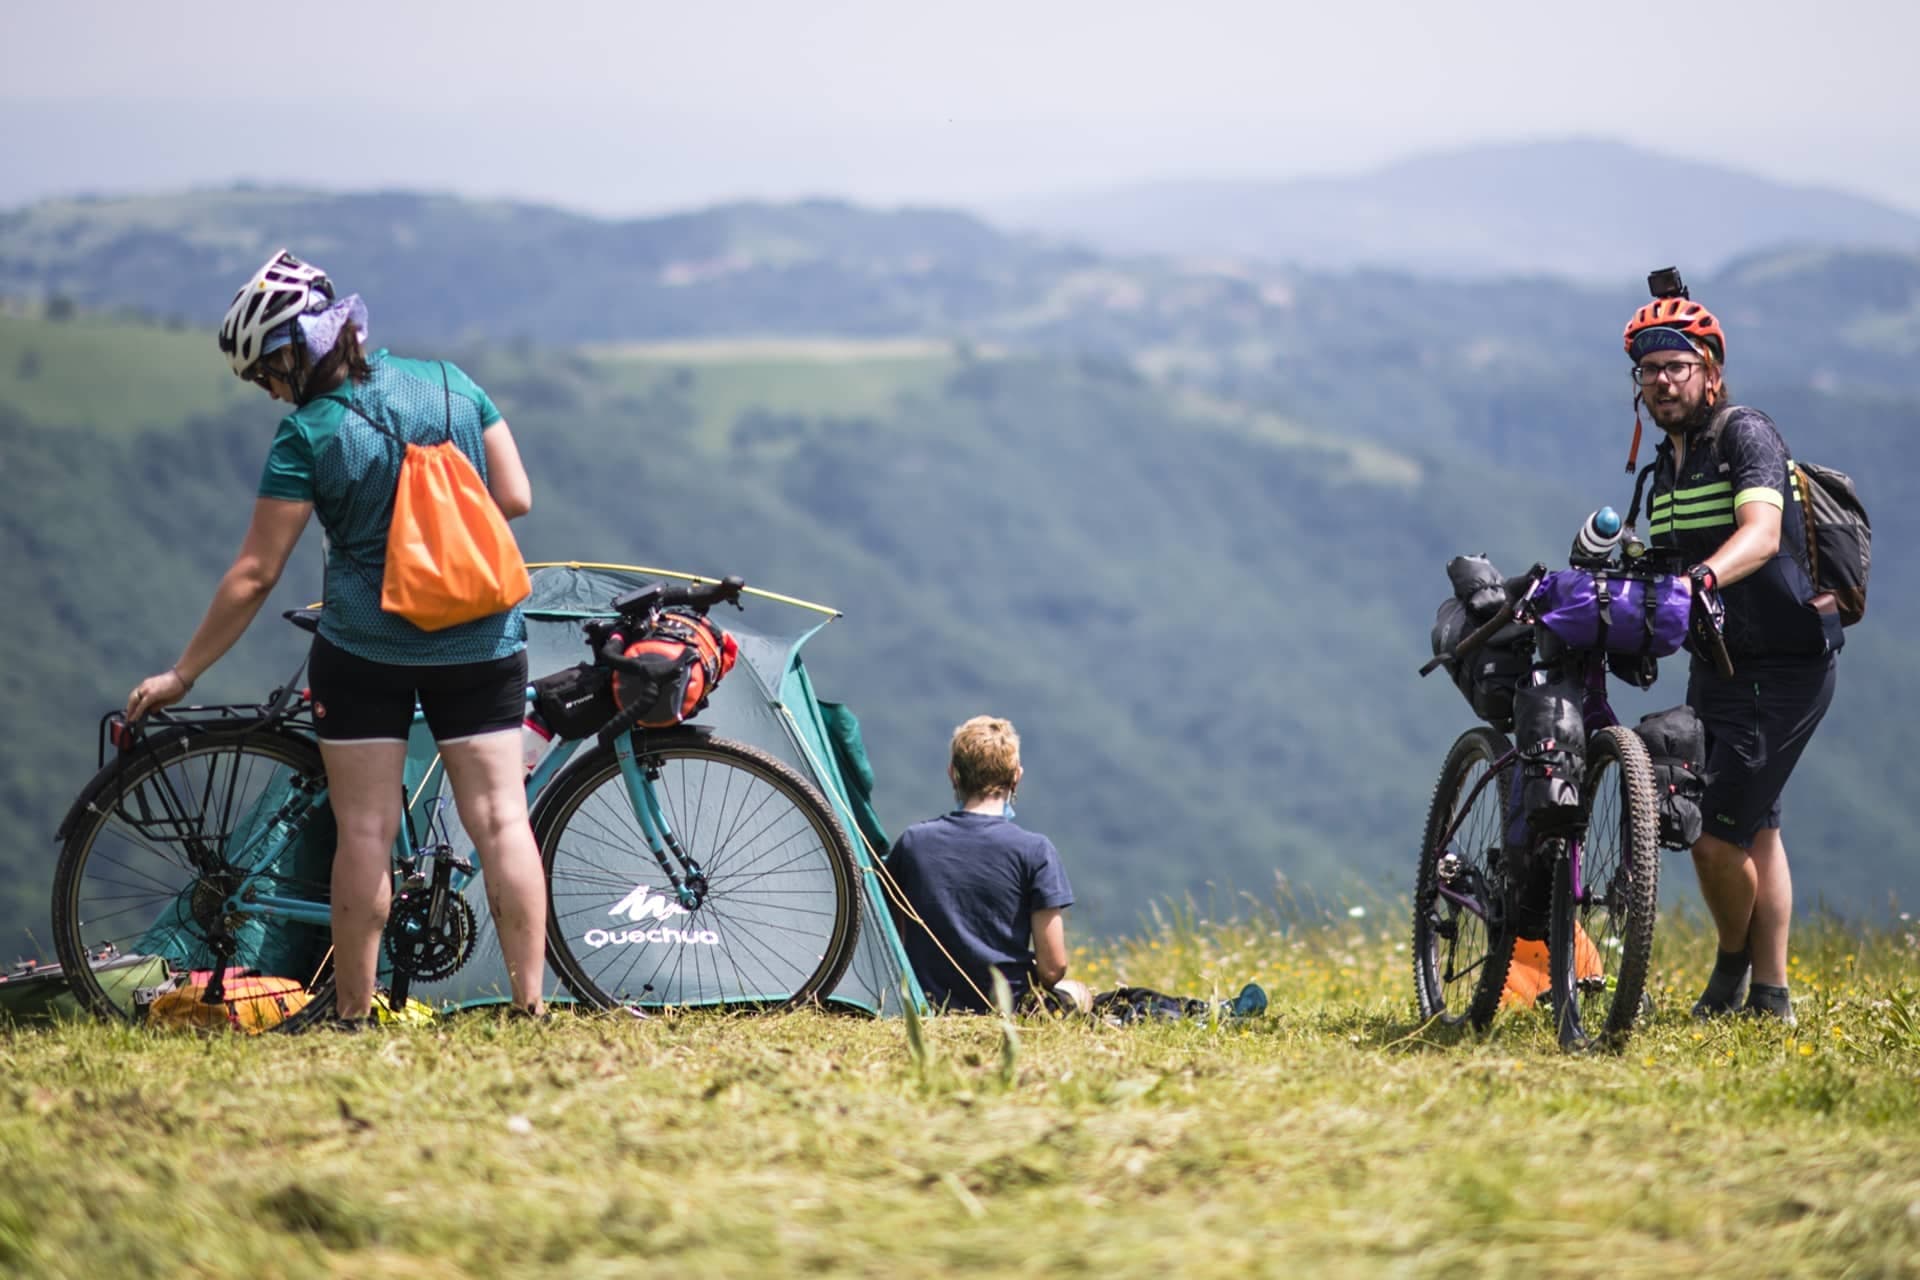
[406,562,926,1016]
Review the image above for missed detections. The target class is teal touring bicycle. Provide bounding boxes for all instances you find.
[51,568,868,1030]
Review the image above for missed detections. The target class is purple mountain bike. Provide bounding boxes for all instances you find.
[1412,541,1731,1050]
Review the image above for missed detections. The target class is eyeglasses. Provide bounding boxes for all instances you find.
[1632,359,1704,387]
[247,358,286,390]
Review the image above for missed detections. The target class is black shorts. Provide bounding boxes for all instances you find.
[308,635,528,744]
[1687,654,1836,847]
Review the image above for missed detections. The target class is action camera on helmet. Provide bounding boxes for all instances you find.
[1647,266,1688,301]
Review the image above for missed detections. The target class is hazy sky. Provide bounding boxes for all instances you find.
[5,0,1917,215]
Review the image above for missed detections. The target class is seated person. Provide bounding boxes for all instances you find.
[885,716,1083,1013]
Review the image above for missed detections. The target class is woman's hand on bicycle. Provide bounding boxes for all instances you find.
[125,667,193,722]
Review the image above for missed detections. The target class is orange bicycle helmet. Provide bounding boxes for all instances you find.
[1620,296,1728,471]
[1623,297,1725,365]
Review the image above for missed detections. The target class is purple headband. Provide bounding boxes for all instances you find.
[260,293,369,361]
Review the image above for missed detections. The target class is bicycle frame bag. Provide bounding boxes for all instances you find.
[356,364,532,632]
[532,663,617,741]
[1432,597,1529,731]
[610,608,739,730]
[1633,704,1712,849]
[1527,569,1690,658]
[1510,672,1584,838]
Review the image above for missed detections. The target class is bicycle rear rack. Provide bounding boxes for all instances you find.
[97,692,315,769]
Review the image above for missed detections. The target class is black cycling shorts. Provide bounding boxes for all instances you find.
[1686,654,1836,847]
[307,635,528,744]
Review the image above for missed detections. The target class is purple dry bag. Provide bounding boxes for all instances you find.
[1526,569,1690,658]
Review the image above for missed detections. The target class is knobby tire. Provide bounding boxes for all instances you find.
[1550,725,1661,1050]
[1413,726,1517,1031]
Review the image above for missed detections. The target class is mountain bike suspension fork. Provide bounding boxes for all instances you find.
[612,737,709,911]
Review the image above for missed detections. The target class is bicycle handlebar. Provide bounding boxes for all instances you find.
[611,575,746,619]
[585,576,745,747]
[1420,558,1735,680]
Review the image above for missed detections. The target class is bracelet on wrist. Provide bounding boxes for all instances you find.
[169,666,195,692]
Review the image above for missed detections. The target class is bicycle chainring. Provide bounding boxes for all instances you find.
[384,892,478,983]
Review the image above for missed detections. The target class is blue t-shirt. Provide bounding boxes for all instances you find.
[885,811,1074,1012]
[257,350,526,665]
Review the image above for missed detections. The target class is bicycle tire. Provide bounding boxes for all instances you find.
[1413,726,1517,1030]
[1549,725,1661,1050]
[535,731,861,1012]
[51,725,338,1031]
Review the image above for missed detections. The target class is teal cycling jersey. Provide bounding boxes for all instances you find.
[257,350,526,665]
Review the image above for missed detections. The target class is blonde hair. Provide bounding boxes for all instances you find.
[950,716,1020,800]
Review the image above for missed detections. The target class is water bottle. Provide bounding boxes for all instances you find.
[1570,506,1623,564]
[521,711,558,778]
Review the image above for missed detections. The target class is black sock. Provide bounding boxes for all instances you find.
[1746,983,1792,1015]
[1694,948,1751,1013]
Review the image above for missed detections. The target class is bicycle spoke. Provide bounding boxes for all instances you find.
[543,740,856,1009]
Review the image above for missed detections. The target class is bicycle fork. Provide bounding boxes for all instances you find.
[613,738,709,911]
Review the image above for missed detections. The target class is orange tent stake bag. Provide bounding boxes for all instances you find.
[354,364,531,631]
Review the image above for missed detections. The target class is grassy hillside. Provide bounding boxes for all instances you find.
[0,305,254,428]
[586,338,963,448]
[2,909,1916,1277]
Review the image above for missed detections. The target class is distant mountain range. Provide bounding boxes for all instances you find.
[5,182,1919,399]
[996,139,1920,280]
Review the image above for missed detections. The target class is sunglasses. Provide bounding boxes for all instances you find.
[247,356,289,389]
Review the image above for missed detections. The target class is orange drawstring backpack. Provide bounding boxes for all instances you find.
[354,364,531,631]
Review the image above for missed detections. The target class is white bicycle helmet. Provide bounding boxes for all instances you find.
[217,249,335,377]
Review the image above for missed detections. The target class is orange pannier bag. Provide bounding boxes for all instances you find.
[144,969,313,1034]
[359,363,532,632]
[1500,929,1603,1010]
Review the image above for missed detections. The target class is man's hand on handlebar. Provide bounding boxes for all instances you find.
[1684,565,1735,677]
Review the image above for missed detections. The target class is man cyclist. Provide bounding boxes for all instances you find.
[1624,284,1842,1024]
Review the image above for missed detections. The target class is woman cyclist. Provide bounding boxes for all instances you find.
[125,250,548,1026]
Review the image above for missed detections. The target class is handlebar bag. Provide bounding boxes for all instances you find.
[610,608,739,730]
[1528,569,1690,658]
[1432,597,1530,732]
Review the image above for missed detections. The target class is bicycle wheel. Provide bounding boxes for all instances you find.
[1549,724,1660,1050]
[52,726,338,1030]
[536,731,861,1011]
[1413,726,1518,1030]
